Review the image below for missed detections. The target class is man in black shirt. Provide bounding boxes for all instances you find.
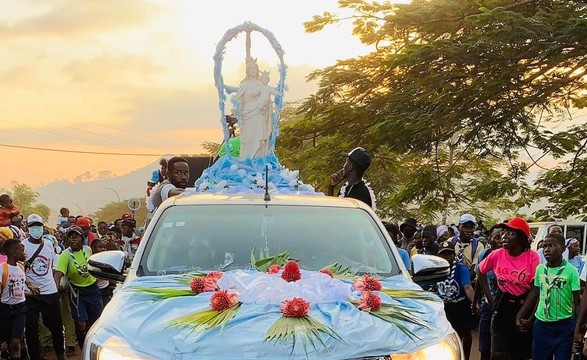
[327,147,374,208]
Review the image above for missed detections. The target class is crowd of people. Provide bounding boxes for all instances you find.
[0,195,142,360]
[331,147,587,360]
[1,147,586,360]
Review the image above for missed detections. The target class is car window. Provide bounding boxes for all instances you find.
[566,225,585,253]
[140,204,398,277]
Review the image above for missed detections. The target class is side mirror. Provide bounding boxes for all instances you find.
[88,250,127,283]
[411,254,450,285]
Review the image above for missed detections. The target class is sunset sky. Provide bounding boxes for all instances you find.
[0,0,372,190]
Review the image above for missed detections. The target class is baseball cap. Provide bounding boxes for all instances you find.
[437,241,455,254]
[121,213,133,221]
[67,226,84,236]
[459,214,477,226]
[76,217,90,228]
[496,217,531,239]
[27,214,45,226]
[341,147,371,171]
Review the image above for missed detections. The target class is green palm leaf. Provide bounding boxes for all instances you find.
[380,288,441,302]
[169,304,241,334]
[264,316,345,356]
[321,263,356,277]
[369,304,432,341]
[174,271,206,286]
[250,247,290,272]
[132,286,196,301]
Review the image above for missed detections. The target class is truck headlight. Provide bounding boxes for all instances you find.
[89,337,148,360]
[391,332,463,360]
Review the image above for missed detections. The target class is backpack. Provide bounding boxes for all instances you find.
[1,261,25,295]
[451,236,480,263]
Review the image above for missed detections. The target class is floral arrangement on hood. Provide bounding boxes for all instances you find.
[133,251,439,356]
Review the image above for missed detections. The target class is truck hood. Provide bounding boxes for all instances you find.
[89,270,453,359]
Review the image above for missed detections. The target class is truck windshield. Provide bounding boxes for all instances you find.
[139,204,399,277]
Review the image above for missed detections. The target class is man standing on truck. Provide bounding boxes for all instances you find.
[149,157,190,212]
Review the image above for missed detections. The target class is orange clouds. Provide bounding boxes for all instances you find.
[0,0,370,196]
[62,54,164,84]
[0,0,162,39]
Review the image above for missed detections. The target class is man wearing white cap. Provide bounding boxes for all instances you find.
[451,214,485,276]
[23,214,67,360]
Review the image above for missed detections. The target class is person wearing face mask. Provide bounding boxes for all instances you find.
[23,214,67,360]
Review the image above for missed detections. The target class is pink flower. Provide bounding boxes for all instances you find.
[358,291,382,312]
[189,276,218,294]
[281,260,301,282]
[281,297,310,318]
[206,271,223,281]
[267,264,282,274]
[210,290,239,312]
[354,275,382,291]
[319,268,334,278]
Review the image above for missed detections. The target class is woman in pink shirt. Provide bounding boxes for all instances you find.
[478,217,540,360]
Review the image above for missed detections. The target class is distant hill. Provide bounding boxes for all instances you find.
[36,161,159,224]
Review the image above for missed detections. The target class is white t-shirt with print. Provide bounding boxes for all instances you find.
[24,239,57,295]
[0,264,27,305]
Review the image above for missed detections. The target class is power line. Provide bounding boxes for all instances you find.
[0,142,163,156]
[1,107,168,154]
[0,97,199,149]
[15,122,131,153]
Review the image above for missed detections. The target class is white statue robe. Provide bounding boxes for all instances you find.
[236,78,270,159]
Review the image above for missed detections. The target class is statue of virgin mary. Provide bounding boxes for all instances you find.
[235,57,274,159]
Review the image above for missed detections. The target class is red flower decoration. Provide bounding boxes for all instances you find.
[210,290,239,312]
[267,264,282,274]
[281,260,301,282]
[354,275,382,291]
[189,276,218,294]
[319,268,334,278]
[281,297,310,318]
[358,291,381,312]
[206,271,223,281]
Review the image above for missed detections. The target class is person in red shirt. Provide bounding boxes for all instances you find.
[0,194,22,227]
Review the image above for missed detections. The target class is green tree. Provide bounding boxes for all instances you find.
[91,199,147,228]
[533,154,587,219]
[30,204,51,220]
[280,0,587,221]
[202,141,221,156]
[1,182,51,219]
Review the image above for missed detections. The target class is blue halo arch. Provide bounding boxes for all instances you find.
[213,21,287,158]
